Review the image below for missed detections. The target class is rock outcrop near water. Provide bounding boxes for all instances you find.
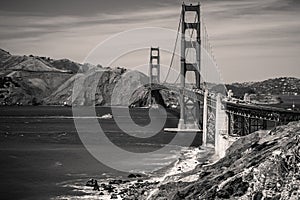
[44,68,149,106]
[0,49,148,106]
[129,84,179,108]
[152,121,300,199]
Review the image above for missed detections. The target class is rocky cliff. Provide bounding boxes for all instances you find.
[152,121,300,199]
[129,84,179,108]
[45,68,149,106]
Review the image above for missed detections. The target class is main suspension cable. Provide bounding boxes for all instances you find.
[163,13,182,83]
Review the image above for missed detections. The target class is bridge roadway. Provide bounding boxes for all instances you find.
[146,83,300,124]
[224,100,300,122]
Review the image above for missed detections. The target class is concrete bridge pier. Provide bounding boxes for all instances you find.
[202,89,208,147]
[214,94,228,158]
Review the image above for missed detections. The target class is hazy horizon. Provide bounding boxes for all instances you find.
[0,0,300,83]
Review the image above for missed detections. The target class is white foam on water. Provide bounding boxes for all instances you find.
[98,113,113,119]
[146,147,203,199]
[52,148,200,200]
[53,147,207,200]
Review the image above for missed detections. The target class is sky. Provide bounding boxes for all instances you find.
[0,0,299,83]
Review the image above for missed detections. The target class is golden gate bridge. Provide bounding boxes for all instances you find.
[145,3,300,155]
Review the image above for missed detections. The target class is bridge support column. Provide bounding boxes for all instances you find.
[215,93,230,158]
[149,47,160,106]
[202,89,208,146]
[215,94,221,152]
[149,47,160,84]
[177,3,202,131]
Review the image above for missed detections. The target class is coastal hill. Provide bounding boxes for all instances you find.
[0,48,299,106]
[0,49,148,106]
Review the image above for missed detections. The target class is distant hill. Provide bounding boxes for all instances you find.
[224,77,300,101]
[0,49,148,106]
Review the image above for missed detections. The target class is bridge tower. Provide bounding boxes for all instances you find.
[149,47,160,84]
[178,3,202,130]
[148,47,161,106]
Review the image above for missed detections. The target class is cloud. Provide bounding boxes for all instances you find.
[0,0,178,16]
[201,0,300,82]
[0,0,299,82]
[0,5,180,39]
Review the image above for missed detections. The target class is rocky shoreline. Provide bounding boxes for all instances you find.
[57,121,300,200]
[54,147,215,200]
[152,121,300,199]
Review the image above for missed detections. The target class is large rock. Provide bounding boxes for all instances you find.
[111,70,149,106]
[129,84,179,108]
[45,68,148,106]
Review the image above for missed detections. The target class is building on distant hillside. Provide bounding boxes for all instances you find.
[227,90,233,100]
[244,93,251,103]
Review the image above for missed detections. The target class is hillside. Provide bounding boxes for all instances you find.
[151,121,300,199]
[227,77,300,98]
[224,77,300,108]
[0,49,148,106]
[44,68,148,106]
[1,48,299,107]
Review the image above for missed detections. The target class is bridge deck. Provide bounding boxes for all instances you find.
[224,100,300,115]
[164,128,202,133]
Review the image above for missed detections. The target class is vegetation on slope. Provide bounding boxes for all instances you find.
[0,49,147,106]
[153,121,300,199]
